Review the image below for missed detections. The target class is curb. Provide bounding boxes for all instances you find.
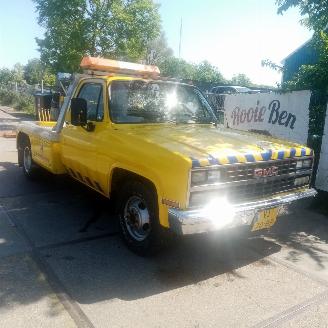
[0,130,16,138]
[0,106,15,115]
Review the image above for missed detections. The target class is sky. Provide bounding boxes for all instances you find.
[0,0,313,86]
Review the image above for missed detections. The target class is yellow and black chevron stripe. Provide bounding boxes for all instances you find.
[190,147,313,168]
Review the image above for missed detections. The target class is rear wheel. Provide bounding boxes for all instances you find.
[118,180,165,256]
[22,141,39,178]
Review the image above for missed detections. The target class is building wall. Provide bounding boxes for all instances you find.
[282,43,318,83]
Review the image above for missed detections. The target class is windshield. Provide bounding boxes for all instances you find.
[109,80,217,124]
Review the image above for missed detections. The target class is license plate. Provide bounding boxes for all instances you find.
[251,208,278,232]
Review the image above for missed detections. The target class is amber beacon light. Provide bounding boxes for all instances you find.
[80,56,160,78]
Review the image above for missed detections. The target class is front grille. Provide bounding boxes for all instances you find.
[222,159,299,203]
[189,158,312,207]
[226,176,296,203]
[220,158,297,183]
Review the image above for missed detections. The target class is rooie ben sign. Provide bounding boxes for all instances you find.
[224,90,311,144]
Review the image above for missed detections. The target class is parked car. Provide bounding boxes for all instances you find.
[211,85,260,94]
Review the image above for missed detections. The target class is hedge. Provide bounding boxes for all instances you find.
[0,88,34,114]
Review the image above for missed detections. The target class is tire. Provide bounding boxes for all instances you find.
[117,180,165,256]
[22,140,39,179]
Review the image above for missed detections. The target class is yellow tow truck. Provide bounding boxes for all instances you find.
[16,56,317,255]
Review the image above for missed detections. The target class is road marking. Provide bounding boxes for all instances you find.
[0,204,16,227]
[268,254,328,287]
[244,238,328,327]
[37,231,119,251]
[251,290,328,328]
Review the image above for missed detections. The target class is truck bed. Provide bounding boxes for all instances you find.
[17,121,65,174]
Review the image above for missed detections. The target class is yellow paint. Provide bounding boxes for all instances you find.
[295,148,302,156]
[199,158,209,167]
[235,154,247,163]
[18,74,314,229]
[284,149,291,158]
[253,153,263,161]
[217,157,230,165]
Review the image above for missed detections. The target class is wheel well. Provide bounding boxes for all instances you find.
[17,132,30,166]
[110,168,158,200]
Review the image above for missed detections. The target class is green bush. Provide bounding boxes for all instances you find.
[0,89,19,106]
[0,88,34,114]
[14,93,34,114]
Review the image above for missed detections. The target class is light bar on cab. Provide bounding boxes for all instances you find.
[80,56,160,77]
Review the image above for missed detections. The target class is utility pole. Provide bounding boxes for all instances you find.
[179,17,183,58]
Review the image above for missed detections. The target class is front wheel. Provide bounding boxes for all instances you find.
[118,180,165,256]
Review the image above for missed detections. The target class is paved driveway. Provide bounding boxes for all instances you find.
[1,108,328,327]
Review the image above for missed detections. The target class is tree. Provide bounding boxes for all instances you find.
[159,57,226,83]
[0,68,13,86]
[146,31,173,65]
[276,0,328,31]
[11,64,25,84]
[0,65,24,86]
[159,57,195,80]
[194,61,225,83]
[230,73,252,86]
[272,0,328,90]
[24,59,43,85]
[24,58,56,86]
[33,0,161,72]
[43,71,56,87]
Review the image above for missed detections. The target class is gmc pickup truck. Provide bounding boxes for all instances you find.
[16,56,317,255]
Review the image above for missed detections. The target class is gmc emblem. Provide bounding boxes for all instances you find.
[254,166,279,178]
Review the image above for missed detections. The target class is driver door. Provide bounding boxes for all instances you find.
[61,79,105,188]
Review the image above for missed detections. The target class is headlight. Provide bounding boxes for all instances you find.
[190,191,219,207]
[191,171,207,185]
[208,170,221,183]
[191,169,221,186]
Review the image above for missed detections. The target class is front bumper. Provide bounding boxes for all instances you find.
[168,188,317,235]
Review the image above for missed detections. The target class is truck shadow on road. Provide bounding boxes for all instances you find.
[252,204,328,270]
[0,159,327,308]
[40,231,282,303]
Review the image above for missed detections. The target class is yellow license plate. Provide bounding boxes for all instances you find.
[251,208,278,232]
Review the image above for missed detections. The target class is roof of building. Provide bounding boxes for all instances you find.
[281,37,313,64]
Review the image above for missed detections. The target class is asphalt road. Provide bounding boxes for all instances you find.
[1,107,328,327]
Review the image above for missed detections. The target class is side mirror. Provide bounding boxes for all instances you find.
[71,98,87,126]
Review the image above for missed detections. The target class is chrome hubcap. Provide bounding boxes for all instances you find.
[23,146,32,173]
[124,195,151,241]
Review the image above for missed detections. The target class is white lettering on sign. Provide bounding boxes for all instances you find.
[224,90,311,144]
